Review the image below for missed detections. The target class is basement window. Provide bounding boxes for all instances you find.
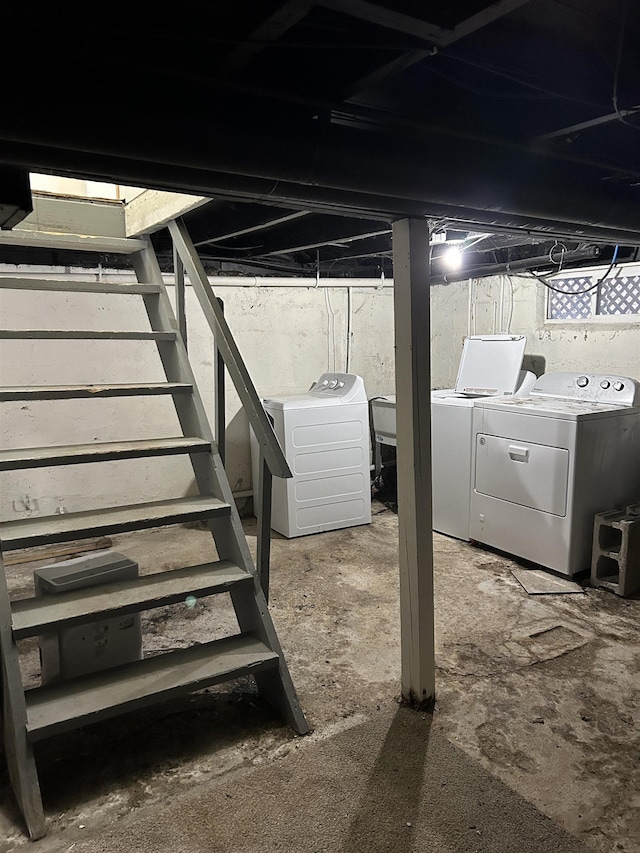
[546,266,640,320]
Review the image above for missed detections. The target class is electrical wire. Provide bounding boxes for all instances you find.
[505,274,514,334]
[528,246,620,294]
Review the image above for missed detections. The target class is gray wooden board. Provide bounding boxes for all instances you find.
[11,560,250,638]
[0,330,176,340]
[0,278,161,294]
[511,567,584,595]
[0,496,230,551]
[0,383,192,400]
[0,230,146,254]
[25,633,278,740]
[0,436,210,470]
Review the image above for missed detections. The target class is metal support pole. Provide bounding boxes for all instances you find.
[256,455,273,602]
[392,217,435,707]
[215,297,226,465]
[173,243,187,349]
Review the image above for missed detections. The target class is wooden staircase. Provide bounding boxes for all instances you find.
[0,231,307,839]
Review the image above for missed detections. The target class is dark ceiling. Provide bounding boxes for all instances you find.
[1,0,639,278]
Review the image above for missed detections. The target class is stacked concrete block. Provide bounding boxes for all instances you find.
[591,503,640,597]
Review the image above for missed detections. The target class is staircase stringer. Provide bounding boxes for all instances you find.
[132,238,308,734]
[0,554,46,840]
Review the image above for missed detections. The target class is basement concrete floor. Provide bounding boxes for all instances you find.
[1,501,638,852]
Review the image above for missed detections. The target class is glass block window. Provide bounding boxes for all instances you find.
[547,270,640,320]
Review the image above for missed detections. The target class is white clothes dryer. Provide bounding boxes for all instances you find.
[251,373,371,538]
[470,372,640,575]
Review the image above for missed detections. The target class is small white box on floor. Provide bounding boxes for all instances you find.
[251,373,372,538]
[34,551,143,685]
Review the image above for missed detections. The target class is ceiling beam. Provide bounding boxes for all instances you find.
[317,0,444,43]
[538,106,640,141]
[195,211,310,246]
[4,133,640,245]
[261,228,390,256]
[342,0,532,98]
[438,0,531,47]
[220,0,311,73]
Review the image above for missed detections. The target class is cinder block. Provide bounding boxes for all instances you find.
[591,507,640,597]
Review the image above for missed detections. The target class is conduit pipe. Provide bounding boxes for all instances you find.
[431,245,601,286]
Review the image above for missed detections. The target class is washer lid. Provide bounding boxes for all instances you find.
[454,335,526,396]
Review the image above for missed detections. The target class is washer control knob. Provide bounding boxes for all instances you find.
[614,381,625,392]
[328,379,338,389]
[600,380,611,390]
[577,376,589,388]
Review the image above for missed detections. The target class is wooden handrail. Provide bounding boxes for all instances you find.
[168,218,291,480]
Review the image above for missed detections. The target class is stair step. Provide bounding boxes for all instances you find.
[0,330,176,341]
[0,497,230,551]
[0,231,147,254]
[11,561,251,639]
[0,437,211,470]
[25,633,278,741]
[0,383,193,401]
[0,278,162,295]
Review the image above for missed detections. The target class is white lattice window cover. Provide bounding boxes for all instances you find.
[598,275,640,315]
[547,277,593,320]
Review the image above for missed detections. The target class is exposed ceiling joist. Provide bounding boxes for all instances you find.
[319,0,531,49]
[262,227,390,256]
[219,0,311,73]
[195,211,310,246]
[317,0,444,42]
[538,106,640,141]
[437,0,532,47]
[342,0,532,99]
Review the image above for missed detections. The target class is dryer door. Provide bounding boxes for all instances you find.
[475,434,569,517]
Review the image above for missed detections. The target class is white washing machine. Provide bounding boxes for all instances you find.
[251,373,371,538]
[371,335,535,540]
[470,372,640,576]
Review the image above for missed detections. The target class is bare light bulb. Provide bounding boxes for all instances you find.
[443,246,463,270]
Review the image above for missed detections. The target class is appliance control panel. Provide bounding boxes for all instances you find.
[309,372,366,401]
[531,372,640,407]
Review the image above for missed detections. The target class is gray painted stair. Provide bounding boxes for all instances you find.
[0,279,162,294]
[0,330,176,340]
[0,226,307,841]
[0,383,193,401]
[25,634,278,741]
[0,497,230,551]
[0,437,211,470]
[11,561,251,639]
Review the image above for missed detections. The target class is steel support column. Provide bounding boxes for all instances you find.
[392,217,435,707]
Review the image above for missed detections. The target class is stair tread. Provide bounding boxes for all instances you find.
[12,560,251,638]
[25,633,278,740]
[0,437,211,470]
[0,278,162,294]
[0,497,230,551]
[0,330,176,340]
[0,383,193,400]
[0,231,147,254]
